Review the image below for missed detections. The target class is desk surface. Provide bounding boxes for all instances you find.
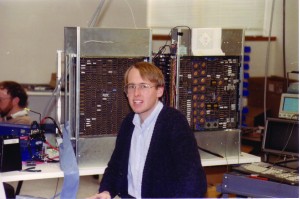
[0,152,260,197]
[0,163,107,198]
[1,152,260,183]
[200,152,261,167]
[0,163,106,183]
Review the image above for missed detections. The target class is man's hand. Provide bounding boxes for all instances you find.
[86,191,111,199]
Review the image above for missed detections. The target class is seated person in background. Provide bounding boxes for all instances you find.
[87,62,207,199]
[0,81,32,199]
[0,81,31,125]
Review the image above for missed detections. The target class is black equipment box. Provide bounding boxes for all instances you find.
[0,135,22,172]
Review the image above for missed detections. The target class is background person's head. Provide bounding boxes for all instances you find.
[0,81,28,117]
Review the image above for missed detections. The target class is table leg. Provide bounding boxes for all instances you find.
[16,181,24,195]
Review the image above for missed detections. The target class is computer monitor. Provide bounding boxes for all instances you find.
[278,93,299,120]
[262,118,299,157]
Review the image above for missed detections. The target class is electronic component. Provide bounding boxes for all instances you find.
[232,162,299,185]
[79,57,145,137]
[262,118,299,157]
[0,123,33,161]
[278,93,299,120]
[177,56,241,130]
[0,122,58,162]
[0,135,22,172]
[77,54,242,135]
[153,53,174,106]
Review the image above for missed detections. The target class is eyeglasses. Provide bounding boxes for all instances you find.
[124,83,157,94]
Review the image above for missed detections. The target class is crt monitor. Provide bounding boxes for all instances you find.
[262,118,299,157]
[278,93,299,120]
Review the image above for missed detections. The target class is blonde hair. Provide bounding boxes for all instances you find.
[124,62,165,87]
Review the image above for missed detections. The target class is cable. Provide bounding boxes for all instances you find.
[153,30,173,59]
[123,0,137,28]
[153,25,192,60]
[152,45,172,61]
[51,178,60,199]
[44,140,59,151]
[263,0,276,124]
[197,146,224,158]
[282,0,287,91]
[41,116,63,138]
[42,76,64,120]
[88,0,106,27]
[278,121,297,160]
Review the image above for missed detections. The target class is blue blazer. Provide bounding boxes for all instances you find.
[99,106,207,198]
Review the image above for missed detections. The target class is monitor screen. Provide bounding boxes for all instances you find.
[283,97,299,112]
[279,93,299,119]
[262,118,299,157]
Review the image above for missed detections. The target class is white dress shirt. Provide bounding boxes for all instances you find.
[127,101,163,198]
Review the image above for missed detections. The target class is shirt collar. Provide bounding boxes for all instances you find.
[133,101,163,128]
[6,109,28,120]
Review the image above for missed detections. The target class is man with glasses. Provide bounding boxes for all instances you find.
[0,81,32,198]
[0,81,31,125]
[87,62,207,199]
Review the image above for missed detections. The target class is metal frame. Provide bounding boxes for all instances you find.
[217,172,299,198]
[64,27,152,166]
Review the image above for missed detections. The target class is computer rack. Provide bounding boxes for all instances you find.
[178,56,241,131]
[64,28,244,165]
[64,27,152,166]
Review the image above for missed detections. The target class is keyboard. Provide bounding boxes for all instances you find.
[232,162,299,185]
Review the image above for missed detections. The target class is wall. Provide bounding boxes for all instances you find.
[246,0,299,78]
[0,0,298,83]
[0,0,147,84]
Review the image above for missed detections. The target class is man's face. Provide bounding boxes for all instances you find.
[125,67,164,122]
[0,89,13,117]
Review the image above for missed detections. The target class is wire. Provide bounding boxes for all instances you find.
[88,0,106,27]
[42,76,64,120]
[153,25,192,60]
[44,140,59,151]
[41,116,63,138]
[263,0,276,124]
[282,0,287,89]
[277,121,297,162]
[153,45,172,61]
[123,0,137,28]
[52,178,60,199]
[25,108,42,126]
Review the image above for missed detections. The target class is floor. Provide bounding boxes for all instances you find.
[9,175,100,199]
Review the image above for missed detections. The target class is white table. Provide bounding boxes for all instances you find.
[0,152,260,198]
[0,163,107,198]
[200,151,261,167]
